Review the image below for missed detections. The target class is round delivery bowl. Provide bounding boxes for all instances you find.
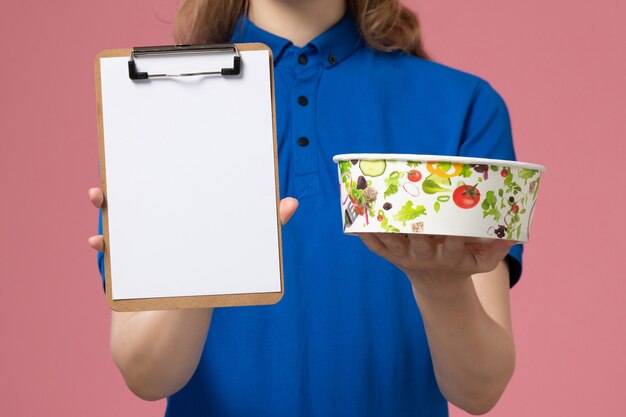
[333,154,545,242]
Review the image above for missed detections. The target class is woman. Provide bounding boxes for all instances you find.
[88,0,523,415]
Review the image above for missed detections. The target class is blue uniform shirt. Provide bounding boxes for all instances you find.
[98,11,523,417]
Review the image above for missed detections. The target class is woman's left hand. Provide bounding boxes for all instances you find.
[360,233,517,413]
[358,234,514,295]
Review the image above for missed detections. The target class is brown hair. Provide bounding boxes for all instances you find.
[174,0,429,59]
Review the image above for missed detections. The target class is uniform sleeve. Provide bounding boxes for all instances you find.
[97,209,106,292]
[458,79,523,287]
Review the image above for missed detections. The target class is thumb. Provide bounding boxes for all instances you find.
[279,197,299,226]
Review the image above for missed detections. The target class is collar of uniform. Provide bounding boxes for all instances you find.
[308,12,363,69]
[230,12,363,68]
[230,15,293,65]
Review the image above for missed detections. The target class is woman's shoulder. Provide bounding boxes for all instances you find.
[356,48,506,112]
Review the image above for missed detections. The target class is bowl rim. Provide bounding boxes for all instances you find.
[333,153,546,172]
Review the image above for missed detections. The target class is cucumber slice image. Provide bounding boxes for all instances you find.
[359,160,387,177]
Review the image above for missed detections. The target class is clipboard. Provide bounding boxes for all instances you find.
[95,43,283,311]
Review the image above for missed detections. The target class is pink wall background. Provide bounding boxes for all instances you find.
[1,0,624,415]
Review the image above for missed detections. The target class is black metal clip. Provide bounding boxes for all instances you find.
[128,43,241,80]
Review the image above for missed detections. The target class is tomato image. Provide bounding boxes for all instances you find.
[349,196,365,216]
[453,185,481,209]
[407,169,422,182]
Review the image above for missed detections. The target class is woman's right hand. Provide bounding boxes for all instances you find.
[87,187,299,253]
[87,187,299,400]
[87,188,105,252]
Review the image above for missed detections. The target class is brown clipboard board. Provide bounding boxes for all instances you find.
[95,43,283,311]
